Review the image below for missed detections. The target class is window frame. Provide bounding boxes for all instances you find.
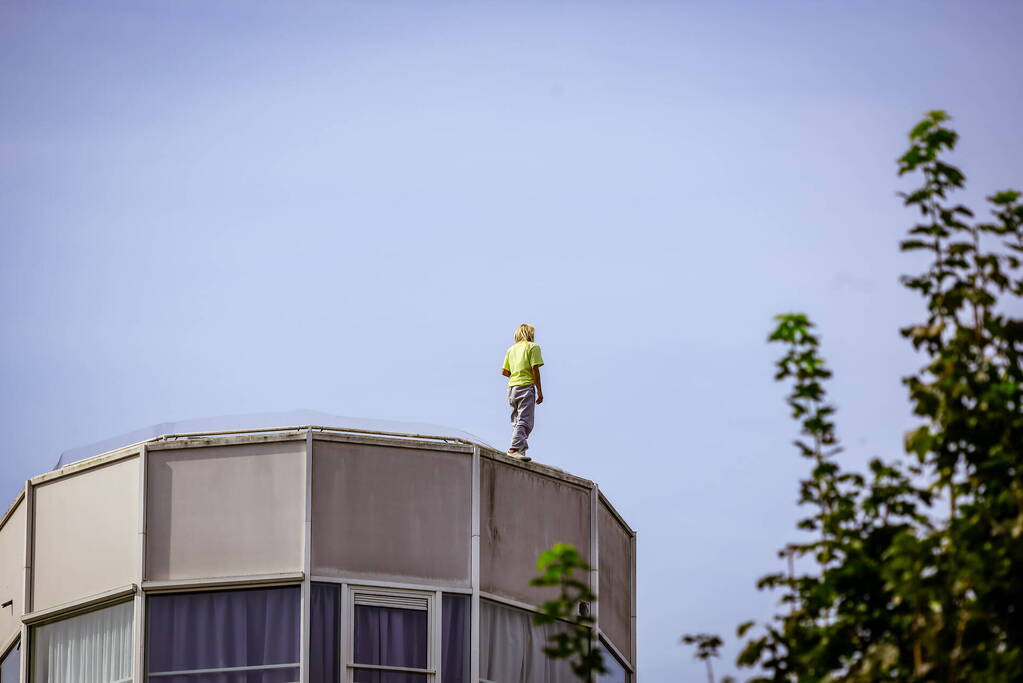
[478,596,593,683]
[144,584,302,683]
[343,585,438,682]
[30,599,135,683]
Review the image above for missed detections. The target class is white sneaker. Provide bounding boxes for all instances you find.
[508,451,532,462]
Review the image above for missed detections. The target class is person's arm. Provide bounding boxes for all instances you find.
[531,365,543,403]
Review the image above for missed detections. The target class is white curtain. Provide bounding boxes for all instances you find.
[33,601,133,683]
[480,600,577,683]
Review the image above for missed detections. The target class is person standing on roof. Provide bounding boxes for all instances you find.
[502,323,544,461]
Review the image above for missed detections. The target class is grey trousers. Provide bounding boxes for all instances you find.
[507,385,536,452]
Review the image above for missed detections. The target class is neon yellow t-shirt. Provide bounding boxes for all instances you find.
[503,341,544,387]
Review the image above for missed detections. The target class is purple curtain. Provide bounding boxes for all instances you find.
[352,605,427,683]
[310,584,340,683]
[151,670,297,683]
[349,670,425,683]
[314,590,465,683]
[441,595,469,683]
[353,605,427,668]
[352,672,427,683]
[148,586,300,683]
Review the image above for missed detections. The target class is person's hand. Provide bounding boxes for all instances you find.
[536,392,544,404]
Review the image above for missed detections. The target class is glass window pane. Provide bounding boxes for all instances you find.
[33,601,133,683]
[353,605,427,670]
[1,642,20,683]
[441,595,469,683]
[151,668,299,683]
[352,671,427,683]
[480,599,578,683]
[147,586,300,676]
[310,583,340,683]
[597,642,628,683]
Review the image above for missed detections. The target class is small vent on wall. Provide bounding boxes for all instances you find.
[354,592,429,611]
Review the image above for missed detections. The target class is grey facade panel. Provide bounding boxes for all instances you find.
[480,458,591,607]
[0,500,24,642]
[311,441,472,586]
[33,459,139,611]
[146,442,305,581]
[599,501,632,664]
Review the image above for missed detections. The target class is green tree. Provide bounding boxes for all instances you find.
[541,112,1022,682]
[531,542,607,681]
[681,633,735,683]
[722,112,1023,681]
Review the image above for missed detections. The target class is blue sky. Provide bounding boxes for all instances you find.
[2,1,1021,679]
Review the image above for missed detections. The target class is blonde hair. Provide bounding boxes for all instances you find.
[513,323,535,343]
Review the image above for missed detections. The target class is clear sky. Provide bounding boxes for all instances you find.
[2,1,1021,679]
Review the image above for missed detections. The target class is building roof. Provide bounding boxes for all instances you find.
[55,409,494,468]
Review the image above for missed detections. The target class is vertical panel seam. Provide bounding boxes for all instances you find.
[339,583,350,682]
[590,483,600,683]
[470,446,481,683]
[138,446,148,580]
[20,480,32,683]
[434,590,442,681]
[630,530,637,678]
[301,431,313,683]
[134,446,148,683]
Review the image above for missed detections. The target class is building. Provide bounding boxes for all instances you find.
[0,412,636,683]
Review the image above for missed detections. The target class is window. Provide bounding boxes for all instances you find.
[440,595,468,683]
[313,585,468,683]
[311,583,340,683]
[480,599,578,683]
[596,640,629,683]
[147,586,300,683]
[349,589,432,683]
[1,641,19,683]
[32,601,133,683]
